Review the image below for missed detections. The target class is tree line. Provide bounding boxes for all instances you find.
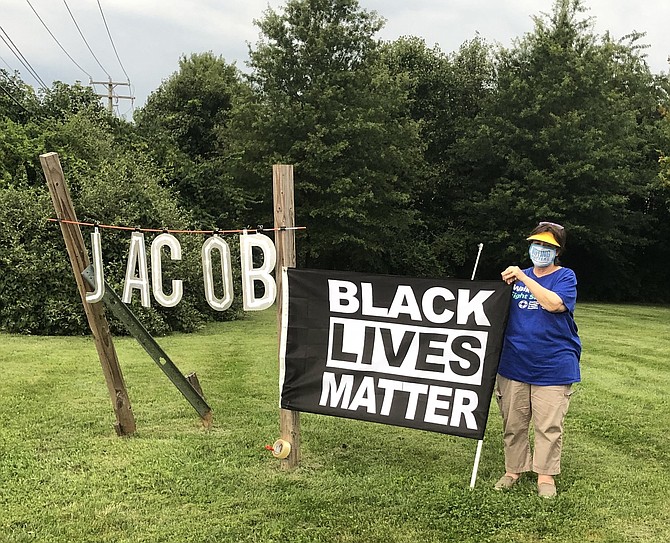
[1,0,669,335]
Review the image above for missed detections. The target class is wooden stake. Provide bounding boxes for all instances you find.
[186,372,205,400]
[40,152,136,436]
[273,164,300,469]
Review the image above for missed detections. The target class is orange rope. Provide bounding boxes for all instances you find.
[46,218,306,235]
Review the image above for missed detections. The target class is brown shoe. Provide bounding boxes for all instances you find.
[494,475,519,490]
[538,482,557,498]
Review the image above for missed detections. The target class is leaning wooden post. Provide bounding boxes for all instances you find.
[40,152,136,436]
[273,164,300,469]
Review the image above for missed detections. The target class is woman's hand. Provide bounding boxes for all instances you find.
[501,265,566,312]
[501,266,526,285]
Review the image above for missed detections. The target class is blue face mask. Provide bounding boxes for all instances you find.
[529,243,557,268]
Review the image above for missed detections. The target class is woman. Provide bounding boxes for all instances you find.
[494,222,581,498]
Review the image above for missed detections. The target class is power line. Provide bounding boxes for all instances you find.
[121,82,136,118]
[0,25,49,90]
[128,82,136,116]
[0,66,26,94]
[0,79,32,115]
[62,0,111,80]
[96,0,131,83]
[0,56,25,92]
[26,0,92,80]
[0,27,48,90]
[0,53,17,73]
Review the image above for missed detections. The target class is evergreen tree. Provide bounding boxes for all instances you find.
[381,36,496,277]
[228,0,426,273]
[453,0,670,299]
[134,53,249,227]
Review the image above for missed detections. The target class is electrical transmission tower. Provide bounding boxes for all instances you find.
[91,78,133,114]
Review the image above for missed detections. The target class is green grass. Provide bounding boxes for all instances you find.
[1,303,669,542]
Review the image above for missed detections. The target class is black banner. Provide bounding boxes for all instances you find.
[280,269,511,439]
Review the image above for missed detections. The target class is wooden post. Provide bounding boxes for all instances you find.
[273,164,300,469]
[40,152,136,436]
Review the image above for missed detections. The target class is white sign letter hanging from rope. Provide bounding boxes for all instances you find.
[150,233,184,308]
[201,235,234,311]
[240,232,277,311]
[86,227,105,304]
[122,231,151,308]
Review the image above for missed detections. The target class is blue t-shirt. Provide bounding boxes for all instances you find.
[498,267,581,385]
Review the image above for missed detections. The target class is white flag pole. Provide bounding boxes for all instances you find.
[469,243,484,489]
[470,242,484,281]
[470,440,484,489]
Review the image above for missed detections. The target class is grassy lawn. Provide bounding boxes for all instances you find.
[1,303,668,542]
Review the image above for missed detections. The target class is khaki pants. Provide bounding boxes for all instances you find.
[495,375,573,475]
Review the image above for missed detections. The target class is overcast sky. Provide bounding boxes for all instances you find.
[1,0,669,118]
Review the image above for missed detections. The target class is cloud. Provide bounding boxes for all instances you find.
[2,0,668,115]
